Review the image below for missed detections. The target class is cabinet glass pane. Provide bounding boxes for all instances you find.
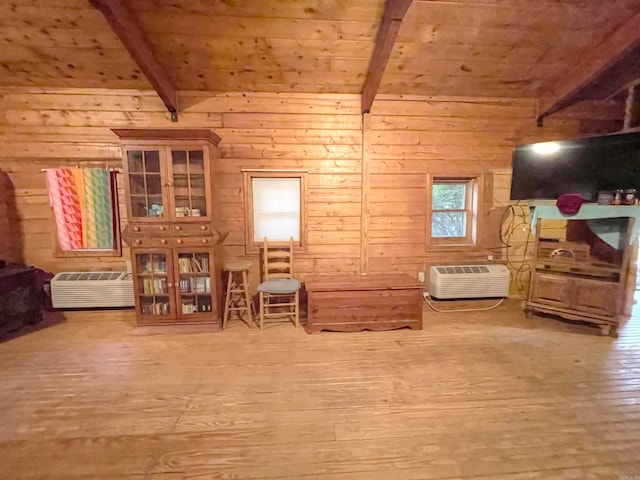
[177,252,212,315]
[128,150,164,218]
[135,253,170,316]
[171,149,207,218]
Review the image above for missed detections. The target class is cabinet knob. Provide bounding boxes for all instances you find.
[134,239,142,245]
[200,225,207,231]
[176,239,183,244]
[167,283,173,288]
[175,226,182,231]
[133,226,140,232]
[201,238,208,244]
[161,239,167,244]
[159,226,166,231]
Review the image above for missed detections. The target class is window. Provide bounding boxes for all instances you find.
[45,168,121,257]
[243,170,307,253]
[427,176,480,247]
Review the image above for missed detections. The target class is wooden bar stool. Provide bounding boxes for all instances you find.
[222,258,254,329]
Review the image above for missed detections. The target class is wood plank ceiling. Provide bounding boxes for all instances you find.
[1,0,640,117]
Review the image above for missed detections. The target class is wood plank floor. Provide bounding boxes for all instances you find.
[1,299,639,479]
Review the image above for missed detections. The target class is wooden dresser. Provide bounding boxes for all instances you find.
[304,274,423,333]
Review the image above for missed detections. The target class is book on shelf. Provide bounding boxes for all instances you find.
[141,302,169,315]
[142,277,167,294]
[191,257,204,272]
[179,257,193,273]
[195,276,208,293]
[199,256,209,272]
[178,256,208,273]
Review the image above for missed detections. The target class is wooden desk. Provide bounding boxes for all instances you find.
[304,274,423,333]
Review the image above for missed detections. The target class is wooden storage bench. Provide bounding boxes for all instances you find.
[304,273,423,333]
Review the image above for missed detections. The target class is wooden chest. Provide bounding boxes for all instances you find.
[304,274,423,333]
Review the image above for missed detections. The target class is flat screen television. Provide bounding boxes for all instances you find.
[509,131,640,201]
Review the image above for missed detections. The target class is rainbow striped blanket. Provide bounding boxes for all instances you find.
[46,168,115,250]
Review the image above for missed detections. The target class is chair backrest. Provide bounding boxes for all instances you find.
[262,237,294,280]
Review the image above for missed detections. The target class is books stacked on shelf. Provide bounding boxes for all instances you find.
[140,257,167,274]
[178,256,209,273]
[196,276,210,293]
[199,255,209,271]
[142,277,168,294]
[182,302,212,314]
[141,302,169,315]
[178,276,211,293]
[181,303,196,314]
[179,278,191,293]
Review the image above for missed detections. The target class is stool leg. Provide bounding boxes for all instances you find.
[242,270,253,327]
[259,291,265,330]
[222,270,233,330]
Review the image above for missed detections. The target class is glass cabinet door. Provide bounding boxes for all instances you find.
[135,251,171,317]
[170,149,208,219]
[126,149,165,219]
[175,250,214,316]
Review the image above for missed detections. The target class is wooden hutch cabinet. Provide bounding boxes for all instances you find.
[113,129,222,327]
[526,205,640,337]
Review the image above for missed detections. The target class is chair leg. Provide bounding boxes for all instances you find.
[259,291,265,330]
[242,270,253,328]
[222,270,234,330]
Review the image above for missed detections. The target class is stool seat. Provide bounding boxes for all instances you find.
[222,258,254,329]
[224,258,253,272]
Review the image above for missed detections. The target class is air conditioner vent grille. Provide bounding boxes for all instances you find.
[57,272,126,282]
[436,266,489,275]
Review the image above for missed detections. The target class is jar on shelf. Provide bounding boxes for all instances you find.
[623,189,637,205]
[612,189,623,205]
[597,191,613,205]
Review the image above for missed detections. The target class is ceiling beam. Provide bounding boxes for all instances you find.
[537,10,640,125]
[361,0,413,114]
[89,0,179,121]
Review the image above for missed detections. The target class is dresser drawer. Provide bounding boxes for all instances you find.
[129,224,171,237]
[172,223,213,236]
[172,237,213,247]
[130,237,171,248]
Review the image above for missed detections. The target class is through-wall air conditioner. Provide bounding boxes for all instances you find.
[51,272,134,309]
[429,264,510,299]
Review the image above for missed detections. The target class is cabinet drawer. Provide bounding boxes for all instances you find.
[131,237,171,248]
[172,237,213,247]
[171,223,213,236]
[130,224,171,236]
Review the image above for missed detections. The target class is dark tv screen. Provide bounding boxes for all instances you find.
[509,132,640,201]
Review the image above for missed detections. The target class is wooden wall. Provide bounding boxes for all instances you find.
[0,87,622,294]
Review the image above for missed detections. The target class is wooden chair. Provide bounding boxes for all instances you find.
[257,237,301,329]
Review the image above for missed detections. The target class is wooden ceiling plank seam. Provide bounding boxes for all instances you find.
[537,9,640,124]
[362,0,413,114]
[89,0,179,121]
